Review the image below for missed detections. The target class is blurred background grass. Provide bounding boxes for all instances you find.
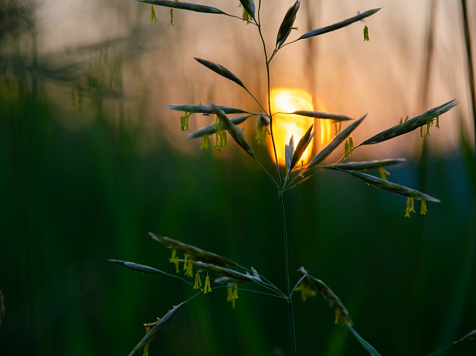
[0,0,475,355]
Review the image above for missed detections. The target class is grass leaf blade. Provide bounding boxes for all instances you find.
[167,104,251,115]
[347,325,381,356]
[298,8,381,40]
[276,0,301,48]
[328,159,406,171]
[362,100,458,145]
[292,110,354,122]
[210,102,254,157]
[128,302,187,356]
[285,135,294,172]
[307,114,366,169]
[187,115,253,139]
[108,259,167,274]
[343,170,440,202]
[149,233,239,267]
[239,0,255,19]
[290,125,314,171]
[195,58,246,89]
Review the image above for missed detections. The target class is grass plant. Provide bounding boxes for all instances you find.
[109,1,464,355]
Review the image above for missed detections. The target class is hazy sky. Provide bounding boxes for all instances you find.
[34,0,475,159]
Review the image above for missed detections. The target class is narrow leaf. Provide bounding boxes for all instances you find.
[458,329,476,343]
[307,114,366,169]
[292,110,354,122]
[210,102,254,157]
[428,329,476,356]
[182,260,258,283]
[343,170,440,202]
[290,125,314,171]
[128,302,187,356]
[276,0,301,48]
[195,58,245,89]
[298,8,381,40]
[137,0,227,15]
[362,100,458,145]
[183,260,282,297]
[149,232,238,267]
[167,104,251,115]
[285,135,295,172]
[312,276,353,326]
[348,325,381,356]
[239,0,255,19]
[328,158,406,170]
[187,115,253,139]
[109,259,168,275]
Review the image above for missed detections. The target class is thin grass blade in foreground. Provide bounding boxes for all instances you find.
[150,232,239,267]
[328,159,406,171]
[343,170,440,202]
[428,329,476,356]
[458,329,476,343]
[195,58,246,89]
[312,277,352,326]
[285,136,294,172]
[276,0,301,48]
[167,104,252,115]
[348,325,381,356]
[187,115,253,139]
[181,260,257,283]
[109,260,170,274]
[291,111,354,121]
[290,125,314,172]
[362,100,458,145]
[137,0,227,15]
[239,0,255,20]
[128,302,187,356]
[307,114,366,169]
[210,102,255,157]
[297,268,380,355]
[296,8,381,41]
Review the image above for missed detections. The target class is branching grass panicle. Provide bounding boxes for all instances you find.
[110,1,458,355]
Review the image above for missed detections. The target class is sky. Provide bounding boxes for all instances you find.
[30,0,476,159]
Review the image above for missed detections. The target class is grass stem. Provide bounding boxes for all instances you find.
[279,193,297,356]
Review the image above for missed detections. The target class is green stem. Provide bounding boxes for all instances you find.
[256,21,281,187]
[279,193,297,356]
[291,274,307,298]
[256,3,295,353]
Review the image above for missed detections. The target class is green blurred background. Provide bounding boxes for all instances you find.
[1,0,475,355]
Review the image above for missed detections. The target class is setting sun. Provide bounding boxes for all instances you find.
[268,88,331,166]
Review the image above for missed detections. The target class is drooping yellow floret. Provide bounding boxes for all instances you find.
[185,257,193,278]
[378,167,390,181]
[227,284,239,308]
[420,200,428,215]
[170,249,179,273]
[294,283,317,302]
[193,272,202,289]
[404,197,415,218]
[204,275,212,294]
[363,25,369,41]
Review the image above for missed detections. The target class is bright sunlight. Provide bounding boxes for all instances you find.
[268,88,331,165]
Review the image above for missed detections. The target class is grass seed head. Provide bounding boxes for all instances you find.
[150,233,239,267]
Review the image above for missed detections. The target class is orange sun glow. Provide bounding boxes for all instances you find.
[268,88,331,166]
